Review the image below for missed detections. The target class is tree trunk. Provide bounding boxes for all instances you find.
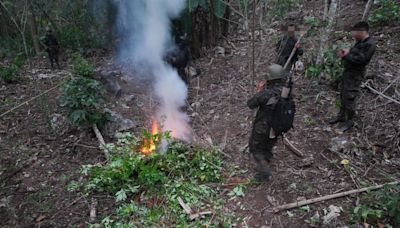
[316,0,337,65]
[222,0,230,36]
[362,0,374,21]
[323,0,329,21]
[28,1,40,55]
[251,0,256,88]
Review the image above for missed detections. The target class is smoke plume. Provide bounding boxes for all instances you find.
[115,0,191,141]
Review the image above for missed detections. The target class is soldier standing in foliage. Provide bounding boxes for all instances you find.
[276,24,303,70]
[247,64,285,181]
[43,29,60,70]
[329,22,376,132]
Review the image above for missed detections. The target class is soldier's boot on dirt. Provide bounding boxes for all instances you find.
[253,154,272,182]
[329,107,346,125]
[340,109,355,132]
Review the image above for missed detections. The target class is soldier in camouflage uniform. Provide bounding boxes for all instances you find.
[329,22,376,132]
[276,24,303,70]
[247,64,285,181]
[43,29,60,70]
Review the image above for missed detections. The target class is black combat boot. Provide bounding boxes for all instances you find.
[254,170,272,182]
[340,109,355,132]
[253,156,272,182]
[340,120,354,132]
[329,108,346,124]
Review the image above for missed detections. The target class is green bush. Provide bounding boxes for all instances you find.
[369,0,400,25]
[71,53,94,77]
[351,185,400,226]
[57,26,110,51]
[265,0,297,21]
[59,77,109,126]
[306,44,345,80]
[77,133,235,226]
[0,54,25,83]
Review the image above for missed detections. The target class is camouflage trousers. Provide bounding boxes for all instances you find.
[340,70,365,120]
[249,119,277,164]
[47,47,59,69]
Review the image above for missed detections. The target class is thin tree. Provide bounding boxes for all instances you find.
[0,0,29,56]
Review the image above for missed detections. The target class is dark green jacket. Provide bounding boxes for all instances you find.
[247,80,284,123]
[343,36,376,72]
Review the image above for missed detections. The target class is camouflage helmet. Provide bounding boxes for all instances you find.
[265,64,284,81]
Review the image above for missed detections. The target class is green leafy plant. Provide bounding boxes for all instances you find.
[265,0,297,21]
[351,185,400,226]
[306,44,345,80]
[369,0,400,25]
[306,64,323,78]
[0,54,25,83]
[78,132,236,226]
[323,44,344,81]
[304,16,321,27]
[71,53,94,77]
[59,77,109,126]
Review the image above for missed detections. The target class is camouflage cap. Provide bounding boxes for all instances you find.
[265,64,284,81]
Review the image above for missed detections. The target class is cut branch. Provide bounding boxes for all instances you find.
[273,181,400,212]
[92,124,106,146]
[362,0,374,21]
[0,80,67,119]
[363,81,400,105]
[283,137,304,157]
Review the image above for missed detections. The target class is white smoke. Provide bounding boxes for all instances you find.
[116,0,191,141]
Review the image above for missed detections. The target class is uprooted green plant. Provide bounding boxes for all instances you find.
[59,76,109,127]
[306,44,346,81]
[71,52,95,77]
[351,185,400,227]
[74,132,239,227]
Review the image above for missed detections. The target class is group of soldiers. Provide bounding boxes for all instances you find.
[248,21,376,181]
[42,21,377,182]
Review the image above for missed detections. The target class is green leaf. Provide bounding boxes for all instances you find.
[116,189,128,202]
[287,210,295,218]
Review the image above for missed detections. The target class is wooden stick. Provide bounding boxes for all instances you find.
[178,197,192,215]
[0,80,66,118]
[89,198,97,223]
[272,181,400,212]
[283,35,304,70]
[190,211,213,220]
[363,81,400,105]
[362,0,374,21]
[283,137,304,157]
[92,124,105,146]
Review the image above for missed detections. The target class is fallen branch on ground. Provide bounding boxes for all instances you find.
[0,80,67,119]
[363,80,400,105]
[272,181,400,212]
[92,124,109,159]
[178,196,213,220]
[283,137,304,157]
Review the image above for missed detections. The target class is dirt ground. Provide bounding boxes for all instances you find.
[1,0,399,227]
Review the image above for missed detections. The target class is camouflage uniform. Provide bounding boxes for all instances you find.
[44,33,60,69]
[247,64,284,180]
[276,35,303,70]
[339,36,376,122]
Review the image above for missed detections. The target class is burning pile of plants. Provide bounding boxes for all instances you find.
[70,126,240,226]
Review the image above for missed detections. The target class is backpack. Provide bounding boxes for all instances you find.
[268,95,296,136]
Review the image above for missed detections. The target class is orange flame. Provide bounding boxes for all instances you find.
[140,121,159,155]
